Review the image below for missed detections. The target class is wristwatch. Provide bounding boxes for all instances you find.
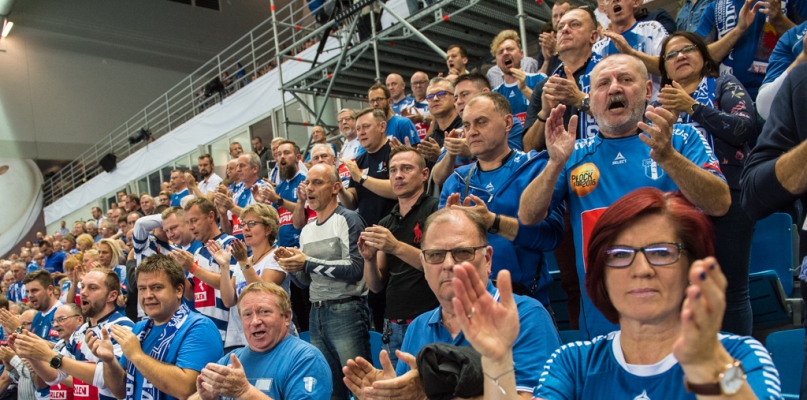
[50,354,64,369]
[579,94,590,113]
[488,214,502,234]
[277,197,285,207]
[359,173,369,185]
[689,102,699,115]
[241,263,252,271]
[684,359,746,395]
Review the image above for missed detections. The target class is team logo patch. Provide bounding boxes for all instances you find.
[634,390,651,400]
[612,152,626,165]
[569,163,599,197]
[413,222,423,244]
[255,378,273,391]
[642,159,664,180]
[304,377,317,393]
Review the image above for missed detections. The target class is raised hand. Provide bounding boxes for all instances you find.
[544,66,585,107]
[510,68,528,90]
[276,248,306,273]
[205,241,232,269]
[342,351,397,400]
[603,30,636,56]
[657,81,697,115]
[416,137,441,162]
[364,351,424,399]
[87,327,116,363]
[230,240,249,264]
[360,226,400,255]
[545,104,577,163]
[444,129,471,158]
[168,249,196,272]
[452,194,496,230]
[14,331,55,362]
[638,105,676,163]
[357,235,378,261]
[199,353,250,399]
[452,264,520,362]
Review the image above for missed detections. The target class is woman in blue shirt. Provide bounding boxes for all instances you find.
[451,188,782,399]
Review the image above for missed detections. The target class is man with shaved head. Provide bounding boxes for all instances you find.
[386,73,414,115]
[519,54,731,338]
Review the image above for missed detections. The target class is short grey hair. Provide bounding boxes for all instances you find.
[427,77,454,93]
[311,143,336,158]
[241,152,261,169]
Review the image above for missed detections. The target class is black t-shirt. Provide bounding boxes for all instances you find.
[348,141,398,226]
[378,193,440,319]
[430,115,463,148]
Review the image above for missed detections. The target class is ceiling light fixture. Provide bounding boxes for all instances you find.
[1,20,12,37]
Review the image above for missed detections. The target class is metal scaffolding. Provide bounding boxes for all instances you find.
[271,0,552,147]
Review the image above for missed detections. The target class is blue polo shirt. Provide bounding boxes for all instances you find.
[396,281,560,393]
[218,336,332,399]
[43,251,66,274]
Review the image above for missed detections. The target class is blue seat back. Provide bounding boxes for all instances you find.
[766,328,805,397]
[369,331,384,369]
[749,271,791,327]
[749,213,795,296]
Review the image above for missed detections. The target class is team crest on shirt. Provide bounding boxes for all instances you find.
[303,377,317,392]
[570,163,599,197]
[642,159,664,180]
[255,378,273,391]
[634,390,651,400]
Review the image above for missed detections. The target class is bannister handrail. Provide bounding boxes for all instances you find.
[43,0,337,206]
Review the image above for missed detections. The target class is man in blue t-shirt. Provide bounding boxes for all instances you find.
[38,241,65,274]
[490,30,548,126]
[519,54,730,338]
[90,254,223,400]
[368,83,422,145]
[169,170,191,207]
[439,92,564,305]
[191,282,331,400]
[25,270,62,343]
[344,207,560,399]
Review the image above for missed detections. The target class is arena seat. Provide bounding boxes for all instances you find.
[748,213,800,327]
[765,328,805,399]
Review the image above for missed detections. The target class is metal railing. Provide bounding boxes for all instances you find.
[42,0,336,206]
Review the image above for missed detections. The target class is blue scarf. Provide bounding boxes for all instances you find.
[125,303,191,400]
[568,53,602,139]
[715,0,785,75]
[678,76,717,151]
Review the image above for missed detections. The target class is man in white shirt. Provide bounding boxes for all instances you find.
[337,108,365,160]
[196,154,222,196]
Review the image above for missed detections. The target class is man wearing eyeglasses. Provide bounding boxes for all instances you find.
[439,92,565,308]
[418,78,461,164]
[344,207,559,400]
[519,54,730,338]
[367,83,421,146]
[15,270,135,400]
[337,109,365,161]
[402,71,431,140]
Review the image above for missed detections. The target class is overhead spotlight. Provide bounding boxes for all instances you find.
[1,20,12,38]
[128,127,152,145]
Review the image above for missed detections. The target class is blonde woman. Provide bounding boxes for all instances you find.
[208,203,296,334]
[75,234,95,252]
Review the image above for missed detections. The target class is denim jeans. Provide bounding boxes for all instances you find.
[309,299,372,400]
[383,319,411,369]
[711,189,755,336]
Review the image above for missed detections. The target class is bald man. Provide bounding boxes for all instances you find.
[386,73,415,115]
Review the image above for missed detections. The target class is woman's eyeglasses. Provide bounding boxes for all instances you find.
[604,242,685,268]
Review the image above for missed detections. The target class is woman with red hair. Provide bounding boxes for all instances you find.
[449,188,781,399]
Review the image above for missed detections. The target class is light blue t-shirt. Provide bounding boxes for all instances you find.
[386,115,421,145]
[534,331,783,399]
[118,312,223,400]
[397,281,560,393]
[217,336,332,400]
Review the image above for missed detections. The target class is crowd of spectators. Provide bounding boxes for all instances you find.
[8,0,807,398]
